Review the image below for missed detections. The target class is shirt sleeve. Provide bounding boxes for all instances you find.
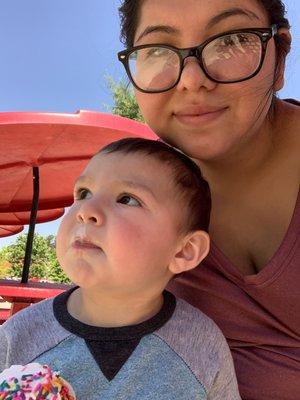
[0,326,10,371]
[207,335,241,400]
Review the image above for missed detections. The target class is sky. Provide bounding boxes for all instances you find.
[1,0,300,248]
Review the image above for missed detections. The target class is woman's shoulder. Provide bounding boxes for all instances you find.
[277,98,300,122]
[283,98,300,169]
[279,98,300,126]
[283,98,300,106]
[275,98,300,166]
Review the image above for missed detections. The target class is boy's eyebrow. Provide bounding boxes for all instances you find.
[122,180,157,200]
[74,176,91,186]
[135,8,260,43]
[74,177,157,200]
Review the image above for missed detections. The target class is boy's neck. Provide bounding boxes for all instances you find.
[67,288,165,328]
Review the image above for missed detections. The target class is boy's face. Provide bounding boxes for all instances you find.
[56,151,184,296]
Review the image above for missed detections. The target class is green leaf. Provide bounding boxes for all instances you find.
[105,76,144,122]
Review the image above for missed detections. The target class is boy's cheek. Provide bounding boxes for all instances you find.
[57,210,75,243]
[56,217,72,263]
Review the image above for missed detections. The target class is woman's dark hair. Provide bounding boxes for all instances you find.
[99,137,211,233]
[119,0,291,77]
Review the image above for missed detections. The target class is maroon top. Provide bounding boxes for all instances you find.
[169,189,300,400]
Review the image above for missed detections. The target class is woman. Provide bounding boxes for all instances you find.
[117,1,299,399]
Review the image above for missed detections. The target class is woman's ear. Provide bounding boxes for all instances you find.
[169,231,210,275]
[274,28,291,91]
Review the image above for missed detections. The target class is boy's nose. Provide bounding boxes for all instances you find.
[76,200,105,225]
[176,57,217,92]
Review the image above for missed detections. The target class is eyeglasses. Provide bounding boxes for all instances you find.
[118,25,277,93]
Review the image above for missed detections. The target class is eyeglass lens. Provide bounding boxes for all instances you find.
[128,32,263,91]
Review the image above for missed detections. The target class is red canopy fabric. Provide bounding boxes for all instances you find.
[0,225,23,238]
[0,111,157,212]
[0,209,65,225]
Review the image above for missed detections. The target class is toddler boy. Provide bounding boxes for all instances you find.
[0,138,241,399]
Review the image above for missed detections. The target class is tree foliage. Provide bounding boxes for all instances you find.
[7,234,48,279]
[106,76,144,122]
[0,247,11,279]
[2,234,70,283]
[47,251,71,284]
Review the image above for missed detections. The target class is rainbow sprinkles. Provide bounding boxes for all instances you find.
[0,363,76,400]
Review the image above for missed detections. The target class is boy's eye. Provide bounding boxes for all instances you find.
[74,188,91,200]
[117,194,141,207]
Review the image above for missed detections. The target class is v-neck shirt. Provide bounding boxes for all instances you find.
[169,182,300,398]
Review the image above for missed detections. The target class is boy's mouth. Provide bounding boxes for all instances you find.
[72,237,102,251]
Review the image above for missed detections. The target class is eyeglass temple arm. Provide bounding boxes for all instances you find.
[271,24,278,36]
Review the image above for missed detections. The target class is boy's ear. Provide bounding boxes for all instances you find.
[169,231,210,275]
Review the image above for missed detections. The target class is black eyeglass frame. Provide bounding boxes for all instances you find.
[118,25,278,93]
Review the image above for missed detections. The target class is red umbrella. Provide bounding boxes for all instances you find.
[0,111,157,282]
[0,225,24,238]
[0,209,64,225]
[0,110,156,212]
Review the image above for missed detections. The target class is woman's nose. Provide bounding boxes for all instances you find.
[76,199,105,225]
[176,57,217,92]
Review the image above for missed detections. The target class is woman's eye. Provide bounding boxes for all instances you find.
[146,47,168,58]
[74,188,91,200]
[223,36,235,46]
[117,194,141,207]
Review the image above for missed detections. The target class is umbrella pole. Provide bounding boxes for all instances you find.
[21,167,40,283]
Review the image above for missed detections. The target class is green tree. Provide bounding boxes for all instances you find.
[6,234,52,280]
[0,247,11,279]
[45,234,56,250]
[3,234,71,283]
[48,255,71,284]
[106,76,144,122]
[0,246,10,264]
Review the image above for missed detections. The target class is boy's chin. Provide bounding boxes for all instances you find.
[62,259,99,286]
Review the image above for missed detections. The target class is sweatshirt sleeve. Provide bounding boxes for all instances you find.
[207,334,241,400]
[0,325,10,371]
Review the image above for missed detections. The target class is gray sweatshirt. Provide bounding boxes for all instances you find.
[0,289,241,400]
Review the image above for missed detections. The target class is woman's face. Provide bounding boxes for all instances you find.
[134,0,282,161]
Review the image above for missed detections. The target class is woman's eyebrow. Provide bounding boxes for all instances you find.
[135,8,260,43]
[136,25,179,43]
[206,8,260,30]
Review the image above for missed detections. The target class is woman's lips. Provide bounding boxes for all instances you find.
[174,106,228,125]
